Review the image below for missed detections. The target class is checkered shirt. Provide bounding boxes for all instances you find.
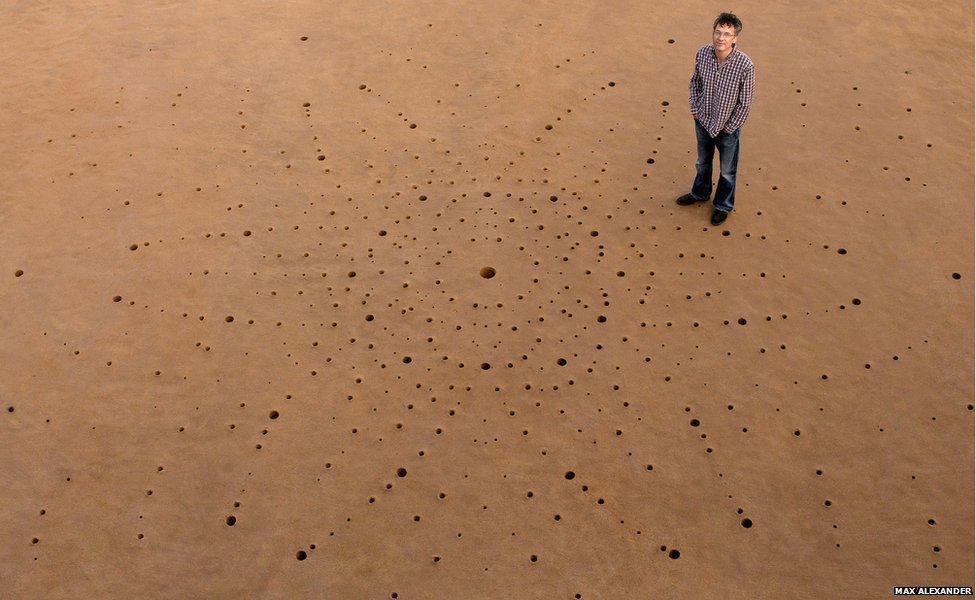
[689,42,755,138]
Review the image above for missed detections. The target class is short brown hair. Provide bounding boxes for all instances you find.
[713,12,742,36]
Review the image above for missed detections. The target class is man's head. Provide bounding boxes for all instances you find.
[712,12,742,53]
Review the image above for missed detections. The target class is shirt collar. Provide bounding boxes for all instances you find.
[714,42,737,62]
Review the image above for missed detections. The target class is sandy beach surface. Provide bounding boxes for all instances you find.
[1,1,973,598]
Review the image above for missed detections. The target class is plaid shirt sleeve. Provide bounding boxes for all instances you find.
[688,55,702,114]
[723,64,755,133]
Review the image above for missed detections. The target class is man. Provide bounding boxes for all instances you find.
[675,12,755,226]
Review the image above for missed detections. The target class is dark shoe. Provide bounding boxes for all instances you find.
[676,193,709,206]
[710,209,729,225]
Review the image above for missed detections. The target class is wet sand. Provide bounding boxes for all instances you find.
[1,1,973,598]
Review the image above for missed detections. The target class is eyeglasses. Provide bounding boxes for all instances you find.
[713,30,736,39]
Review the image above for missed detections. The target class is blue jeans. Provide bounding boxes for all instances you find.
[691,119,740,213]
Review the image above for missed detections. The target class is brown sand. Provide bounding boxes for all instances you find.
[1,1,974,598]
